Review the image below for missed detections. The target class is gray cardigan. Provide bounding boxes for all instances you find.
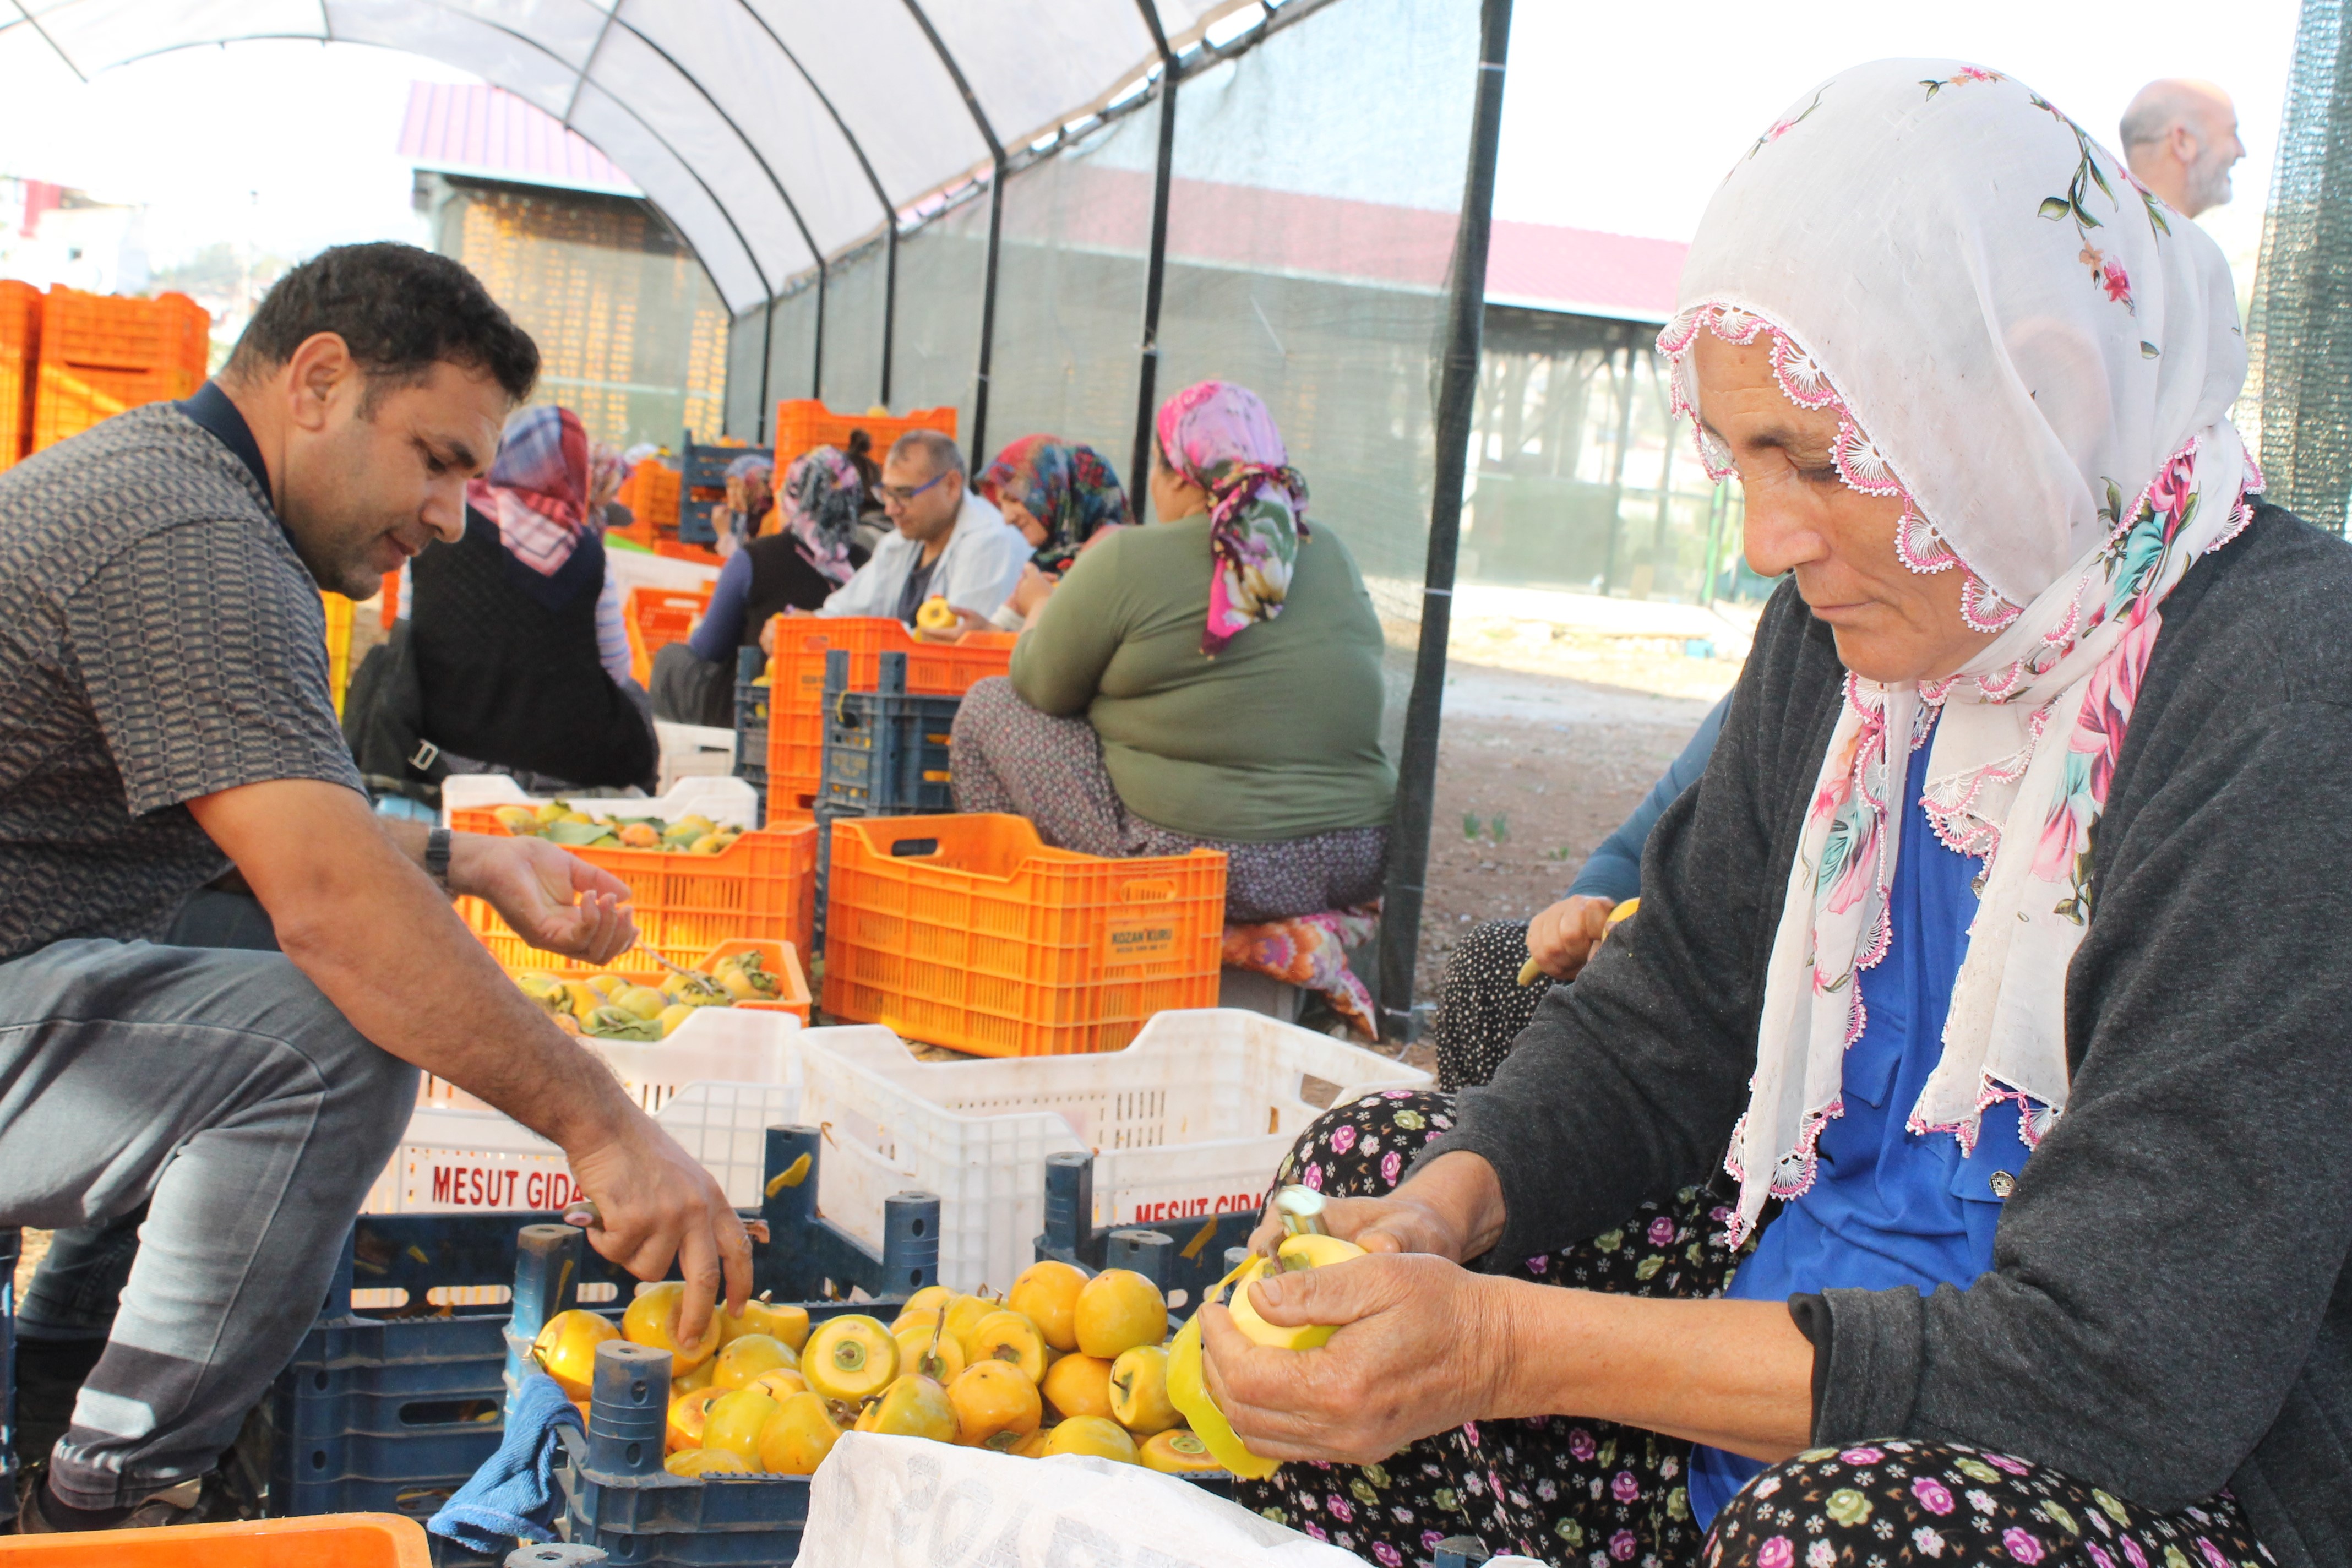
[1421,504,2352,1568]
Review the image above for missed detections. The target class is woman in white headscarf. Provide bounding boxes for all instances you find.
[1197,60,2352,1568]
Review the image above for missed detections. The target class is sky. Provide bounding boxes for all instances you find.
[0,3,2306,292]
[1493,0,2305,288]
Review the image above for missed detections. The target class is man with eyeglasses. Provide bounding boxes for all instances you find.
[818,428,1026,629]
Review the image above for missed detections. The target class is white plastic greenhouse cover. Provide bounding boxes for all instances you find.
[0,0,1260,314]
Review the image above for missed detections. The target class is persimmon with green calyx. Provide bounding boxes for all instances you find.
[801,1314,898,1403]
[1073,1270,1166,1360]
[1108,1343,1179,1436]
[1139,1428,1223,1473]
[853,1373,956,1442]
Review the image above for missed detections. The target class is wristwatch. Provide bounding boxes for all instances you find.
[425,826,453,894]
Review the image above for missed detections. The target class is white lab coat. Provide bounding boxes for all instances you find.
[819,489,1027,622]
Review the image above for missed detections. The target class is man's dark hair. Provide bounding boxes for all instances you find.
[224,242,539,410]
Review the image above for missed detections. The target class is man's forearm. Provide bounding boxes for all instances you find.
[191,783,638,1154]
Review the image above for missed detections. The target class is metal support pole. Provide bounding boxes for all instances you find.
[881,222,900,407]
[1375,0,1513,1044]
[1701,481,1727,608]
[813,260,829,404]
[756,297,776,443]
[971,159,1006,470]
[1129,4,1181,510]
[1599,339,1638,596]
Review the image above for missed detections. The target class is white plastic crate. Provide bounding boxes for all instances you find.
[655,720,741,793]
[419,1004,800,1114]
[796,1010,1431,1293]
[370,1077,800,1215]
[438,772,758,830]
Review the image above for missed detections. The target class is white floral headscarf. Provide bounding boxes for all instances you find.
[1657,59,2260,1246]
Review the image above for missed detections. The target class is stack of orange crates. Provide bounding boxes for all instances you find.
[31,286,209,453]
[0,280,38,470]
[772,398,957,467]
[821,813,1228,1057]
[761,618,1016,821]
[612,458,682,545]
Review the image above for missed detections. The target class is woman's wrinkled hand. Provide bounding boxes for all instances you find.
[1245,1189,1473,1264]
[1009,563,1058,618]
[1199,1253,1515,1465]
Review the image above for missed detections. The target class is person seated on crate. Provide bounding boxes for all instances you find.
[367,402,658,798]
[1431,690,1728,1092]
[973,432,1134,631]
[950,379,1393,924]
[589,438,629,533]
[650,443,873,728]
[1196,62,2352,1568]
[0,241,754,1536]
[813,427,1027,630]
[709,451,774,556]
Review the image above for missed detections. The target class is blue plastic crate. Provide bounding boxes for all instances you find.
[268,1126,940,1528]
[818,650,959,814]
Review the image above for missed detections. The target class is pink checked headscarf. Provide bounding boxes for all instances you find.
[1155,380,1309,656]
[468,405,592,576]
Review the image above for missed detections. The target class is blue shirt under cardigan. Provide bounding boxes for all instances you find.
[1686,725,2039,1527]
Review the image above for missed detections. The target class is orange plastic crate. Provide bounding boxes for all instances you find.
[654,537,724,567]
[821,813,1227,1058]
[30,360,200,451]
[473,935,810,1025]
[773,398,957,468]
[38,286,208,374]
[762,619,1014,821]
[614,457,681,535]
[624,584,712,684]
[447,814,818,978]
[0,1511,429,1564]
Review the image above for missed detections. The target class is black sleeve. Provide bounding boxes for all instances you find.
[1412,581,1844,1261]
[1814,696,2352,1510]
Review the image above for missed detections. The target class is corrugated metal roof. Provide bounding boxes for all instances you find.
[398,84,638,197]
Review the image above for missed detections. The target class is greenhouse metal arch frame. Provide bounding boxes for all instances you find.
[0,0,1513,1037]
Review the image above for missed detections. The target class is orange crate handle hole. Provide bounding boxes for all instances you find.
[886,835,942,858]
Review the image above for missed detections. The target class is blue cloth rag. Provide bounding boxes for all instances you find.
[427,1370,585,1552]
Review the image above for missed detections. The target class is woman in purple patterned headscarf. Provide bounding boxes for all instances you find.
[650,443,873,729]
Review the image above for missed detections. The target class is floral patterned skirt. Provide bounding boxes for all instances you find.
[1237,1088,1749,1567]
[1237,1091,2270,1568]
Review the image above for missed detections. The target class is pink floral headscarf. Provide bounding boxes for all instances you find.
[1154,380,1309,656]
[1657,59,2257,1245]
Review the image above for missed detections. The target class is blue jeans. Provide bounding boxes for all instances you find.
[0,935,415,1507]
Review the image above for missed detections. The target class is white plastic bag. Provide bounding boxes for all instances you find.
[796,1432,1369,1568]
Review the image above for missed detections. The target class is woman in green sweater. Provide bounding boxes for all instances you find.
[949,382,1395,922]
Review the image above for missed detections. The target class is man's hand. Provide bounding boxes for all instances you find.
[189,779,745,1335]
[450,833,635,963]
[1526,894,1616,981]
[1200,1253,1513,1464]
[568,1115,753,1344]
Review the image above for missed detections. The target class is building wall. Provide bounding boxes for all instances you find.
[425,174,727,451]
[1464,304,1769,607]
